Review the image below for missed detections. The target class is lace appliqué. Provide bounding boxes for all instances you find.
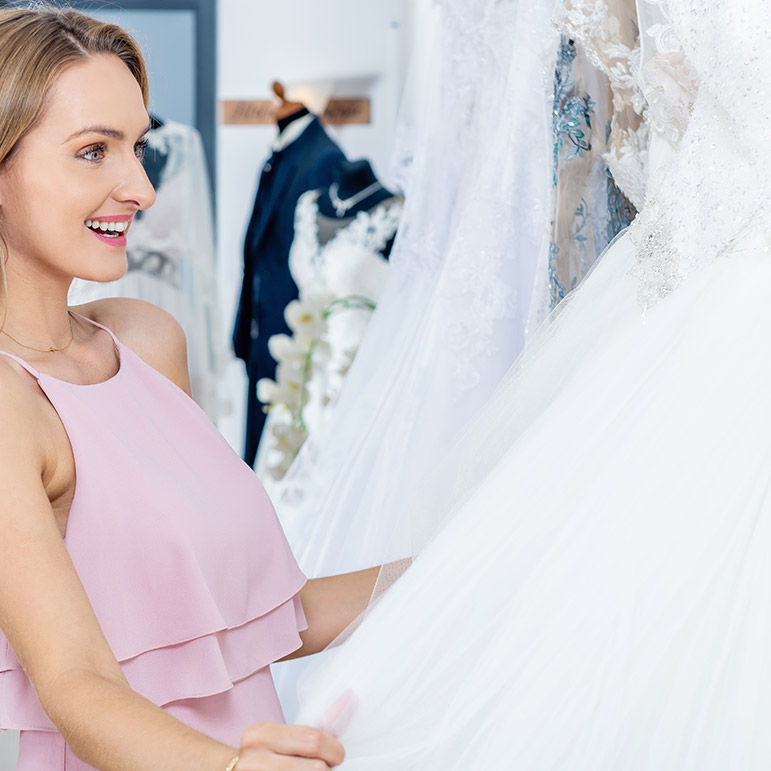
[292,191,402,291]
[642,52,699,144]
[548,37,596,309]
[552,38,595,185]
[546,33,635,312]
[627,198,681,307]
[627,30,701,309]
[555,0,649,209]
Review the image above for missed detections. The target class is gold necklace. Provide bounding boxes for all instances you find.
[0,312,75,353]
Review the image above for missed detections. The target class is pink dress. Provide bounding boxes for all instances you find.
[0,315,307,769]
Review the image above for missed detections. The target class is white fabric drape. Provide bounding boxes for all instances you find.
[272,0,556,575]
[295,1,771,767]
[270,0,556,720]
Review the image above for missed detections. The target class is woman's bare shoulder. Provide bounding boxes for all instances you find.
[0,355,48,467]
[73,298,192,395]
[0,351,43,405]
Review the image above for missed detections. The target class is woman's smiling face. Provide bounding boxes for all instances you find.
[0,53,156,284]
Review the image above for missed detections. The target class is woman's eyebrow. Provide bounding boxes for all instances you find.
[63,121,153,143]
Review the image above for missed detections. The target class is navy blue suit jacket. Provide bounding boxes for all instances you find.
[233,118,345,464]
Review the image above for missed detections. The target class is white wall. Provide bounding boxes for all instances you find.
[215,0,412,451]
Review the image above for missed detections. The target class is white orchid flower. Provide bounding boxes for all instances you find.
[272,422,307,451]
[268,333,306,364]
[256,377,280,407]
[274,361,307,413]
[311,338,333,364]
[284,298,327,343]
[268,422,309,480]
[266,286,379,478]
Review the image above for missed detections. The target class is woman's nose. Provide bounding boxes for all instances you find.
[113,155,157,211]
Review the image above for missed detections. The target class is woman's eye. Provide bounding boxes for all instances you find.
[134,139,148,159]
[80,145,105,162]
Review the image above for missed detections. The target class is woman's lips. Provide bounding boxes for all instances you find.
[85,215,133,247]
[88,228,127,247]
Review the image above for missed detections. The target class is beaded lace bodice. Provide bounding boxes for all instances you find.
[290,191,400,301]
[628,0,771,307]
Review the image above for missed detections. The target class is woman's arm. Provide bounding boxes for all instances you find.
[286,557,415,661]
[283,567,381,660]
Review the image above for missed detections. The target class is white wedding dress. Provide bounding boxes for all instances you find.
[296,1,771,767]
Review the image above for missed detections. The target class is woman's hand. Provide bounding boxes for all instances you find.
[236,723,345,769]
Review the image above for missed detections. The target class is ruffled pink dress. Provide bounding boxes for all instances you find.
[0,315,307,769]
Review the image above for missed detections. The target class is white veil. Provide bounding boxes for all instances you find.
[295,1,771,767]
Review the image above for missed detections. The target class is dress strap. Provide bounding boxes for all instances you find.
[68,310,121,346]
[0,349,40,379]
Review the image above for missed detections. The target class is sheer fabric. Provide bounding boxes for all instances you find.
[296,1,771,767]
[556,0,648,208]
[526,0,641,332]
[270,0,556,720]
[270,0,556,580]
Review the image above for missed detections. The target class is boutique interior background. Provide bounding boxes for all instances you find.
[0,1,424,763]
[216,0,423,450]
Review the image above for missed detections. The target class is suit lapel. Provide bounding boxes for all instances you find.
[246,120,321,254]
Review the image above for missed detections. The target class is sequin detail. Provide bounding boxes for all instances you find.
[552,37,595,185]
[628,0,771,309]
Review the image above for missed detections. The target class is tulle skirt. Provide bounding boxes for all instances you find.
[297,230,771,769]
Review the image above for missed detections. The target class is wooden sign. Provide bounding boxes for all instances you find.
[221,98,371,126]
[323,98,371,125]
[222,100,276,125]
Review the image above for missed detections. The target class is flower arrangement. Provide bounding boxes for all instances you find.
[257,291,376,480]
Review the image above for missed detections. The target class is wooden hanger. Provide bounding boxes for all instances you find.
[272,81,306,120]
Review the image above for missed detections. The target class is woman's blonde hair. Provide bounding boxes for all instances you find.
[0,4,148,312]
[0,5,148,166]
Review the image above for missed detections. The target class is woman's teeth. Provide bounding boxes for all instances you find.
[86,219,129,236]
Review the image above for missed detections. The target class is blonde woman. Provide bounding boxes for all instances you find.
[0,7,377,770]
